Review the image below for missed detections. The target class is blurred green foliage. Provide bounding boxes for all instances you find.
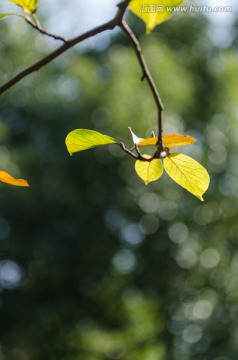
[0,5,238,360]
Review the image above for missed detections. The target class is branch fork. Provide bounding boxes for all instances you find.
[0,0,164,146]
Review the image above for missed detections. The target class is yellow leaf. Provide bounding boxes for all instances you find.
[129,0,185,34]
[0,171,30,187]
[135,155,163,184]
[163,134,197,148]
[9,0,39,13]
[138,134,196,148]
[164,153,210,201]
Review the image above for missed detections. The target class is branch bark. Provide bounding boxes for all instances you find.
[0,0,131,95]
[120,21,164,149]
[24,16,68,43]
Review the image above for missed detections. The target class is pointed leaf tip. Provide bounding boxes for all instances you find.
[0,171,30,187]
[65,129,116,155]
[128,127,144,145]
[129,0,186,34]
[163,134,197,148]
[164,153,210,201]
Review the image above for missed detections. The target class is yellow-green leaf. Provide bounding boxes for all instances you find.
[129,0,185,34]
[0,171,29,187]
[0,13,26,21]
[138,134,196,148]
[135,155,163,184]
[65,129,116,156]
[8,0,39,13]
[164,153,210,201]
[0,13,13,19]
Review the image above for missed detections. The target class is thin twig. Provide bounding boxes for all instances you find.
[2,13,67,42]
[24,16,68,43]
[119,142,138,159]
[0,0,131,95]
[120,21,164,150]
[119,143,150,161]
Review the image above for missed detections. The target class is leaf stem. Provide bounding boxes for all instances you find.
[31,13,41,27]
[120,21,164,151]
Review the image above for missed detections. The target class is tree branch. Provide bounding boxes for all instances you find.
[119,142,138,159]
[120,21,164,150]
[118,142,150,161]
[0,13,68,42]
[0,0,131,95]
[24,16,68,43]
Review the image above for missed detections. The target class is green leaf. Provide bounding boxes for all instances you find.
[135,155,163,184]
[8,0,39,13]
[129,0,185,34]
[164,153,210,201]
[65,129,117,156]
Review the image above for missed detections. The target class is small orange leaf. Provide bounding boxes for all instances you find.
[138,134,196,148]
[163,134,197,148]
[0,171,30,187]
[137,137,157,146]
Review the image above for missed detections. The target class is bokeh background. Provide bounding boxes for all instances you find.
[0,1,238,359]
